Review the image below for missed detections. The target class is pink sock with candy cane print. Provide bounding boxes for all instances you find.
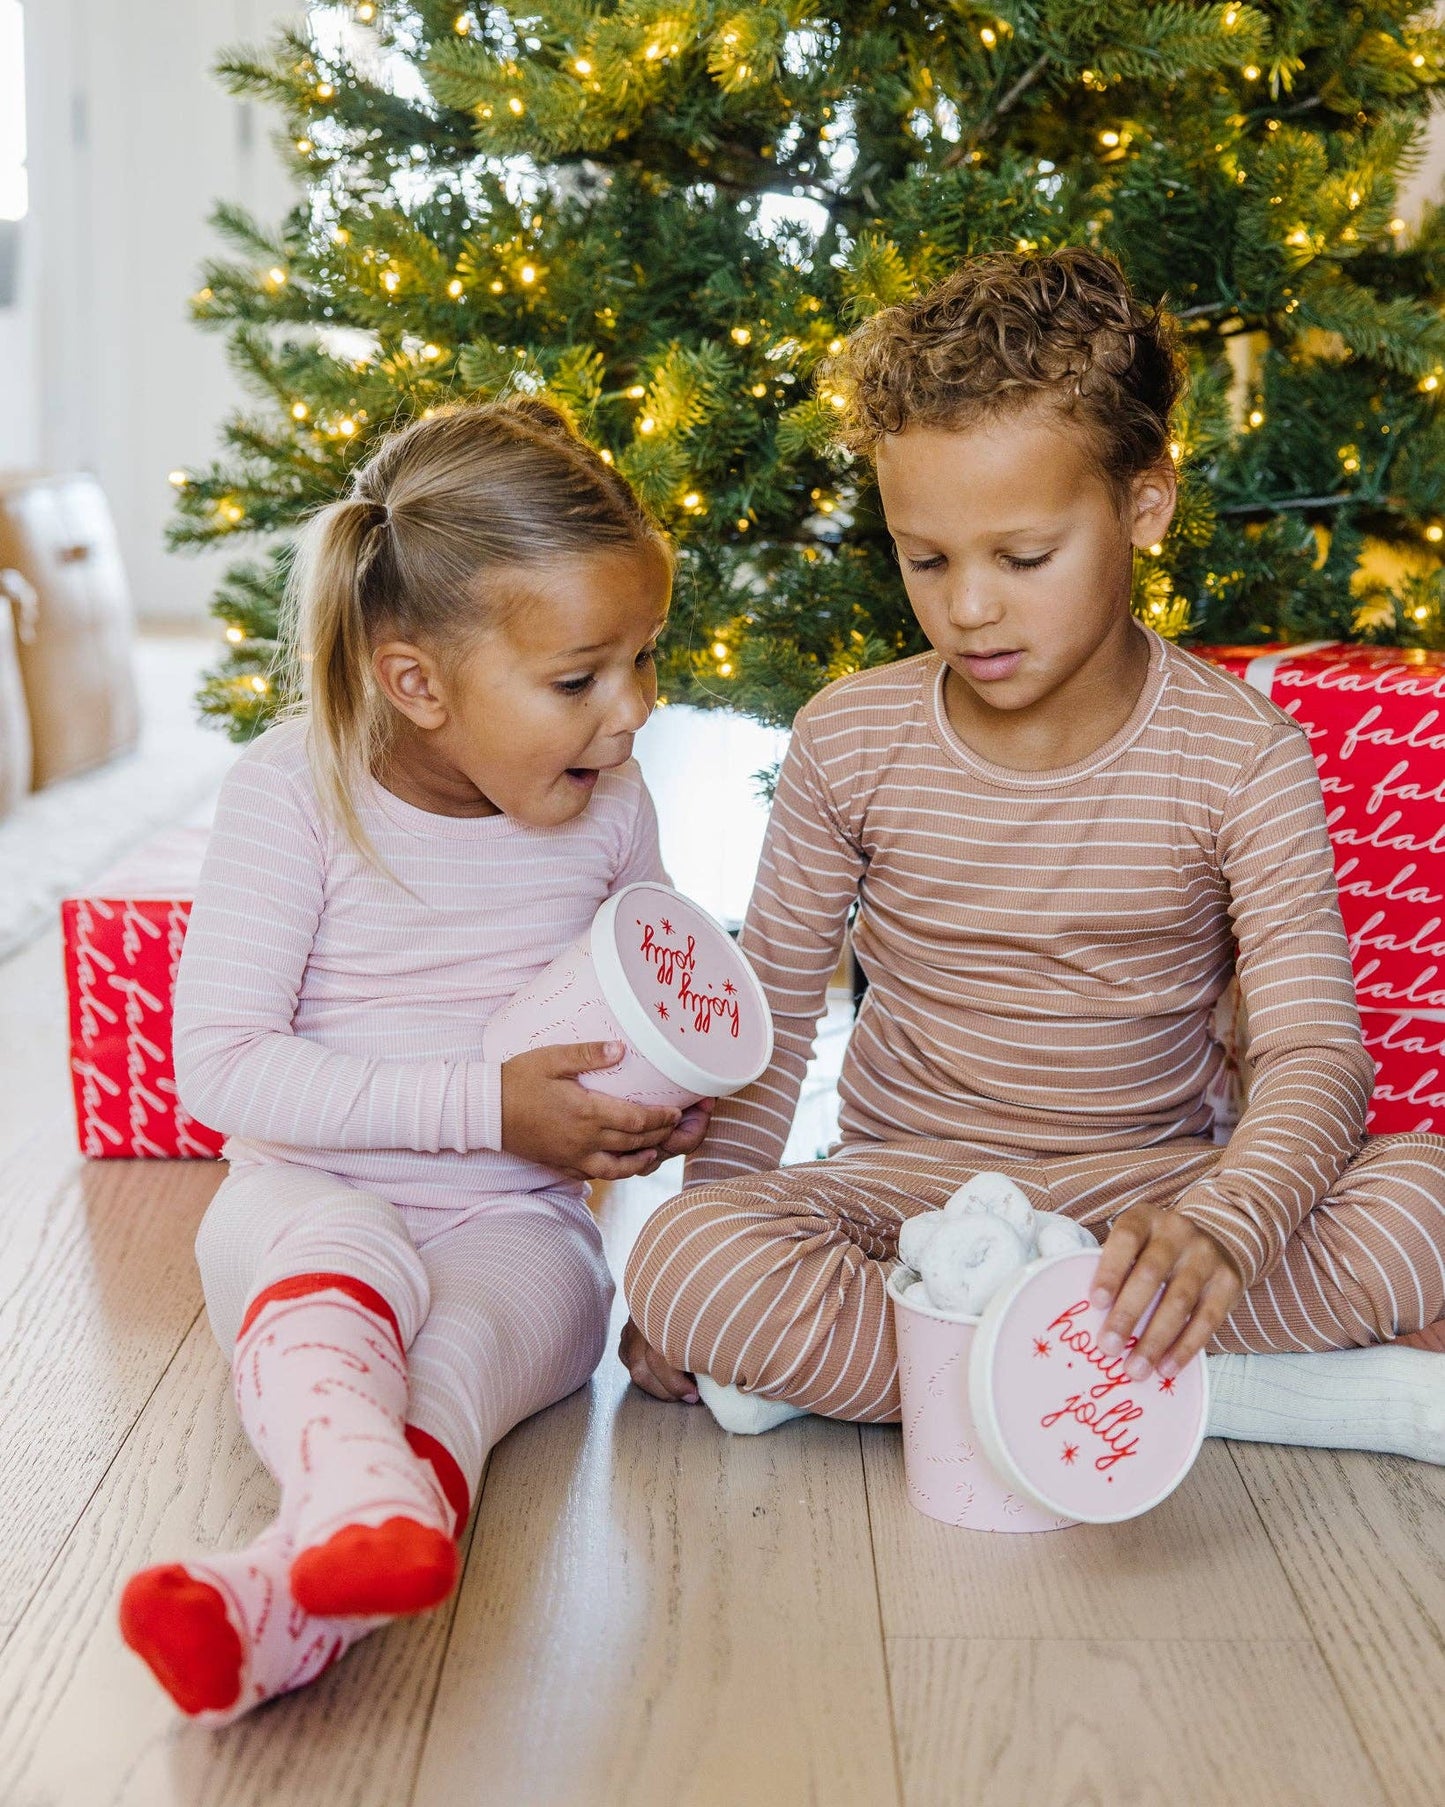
[232,1274,460,1617]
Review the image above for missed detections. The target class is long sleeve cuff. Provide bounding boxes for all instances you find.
[463,1059,504,1154]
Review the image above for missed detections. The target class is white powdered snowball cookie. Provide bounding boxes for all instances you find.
[897,1211,945,1270]
[902,1280,934,1309]
[919,1214,1031,1317]
[942,1171,1035,1239]
[1035,1215,1098,1260]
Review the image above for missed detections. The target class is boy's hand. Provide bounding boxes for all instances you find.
[1089,1203,1244,1380]
[501,1042,682,1181]
[618,1317,700,1403]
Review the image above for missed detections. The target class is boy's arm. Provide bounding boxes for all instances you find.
[1173,727,1375,1291]
[683,715,865,1187]
[173,756,502,1153]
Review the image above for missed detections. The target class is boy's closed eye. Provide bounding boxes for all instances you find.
[897,548,1057,574]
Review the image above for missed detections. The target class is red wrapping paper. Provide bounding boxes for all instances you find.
[61,828,223,1160]
[1197,643,1445,1135]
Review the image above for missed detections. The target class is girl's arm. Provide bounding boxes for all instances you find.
[684,714,866,1186]
[173,754,502,1153]
[1173,726,1375,1290]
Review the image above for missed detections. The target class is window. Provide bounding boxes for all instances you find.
[0,0,26,224]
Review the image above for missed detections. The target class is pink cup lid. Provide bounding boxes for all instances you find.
[967,1252,1208,1525]
[591,883,774,1096]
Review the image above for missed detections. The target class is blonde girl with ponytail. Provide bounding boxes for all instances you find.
[118,399,711,1722]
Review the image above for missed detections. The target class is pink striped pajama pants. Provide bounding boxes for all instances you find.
[196,1161,615,1499]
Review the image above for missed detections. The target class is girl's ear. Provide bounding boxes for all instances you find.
[1129,460,1178,550]
[372,641,449,731]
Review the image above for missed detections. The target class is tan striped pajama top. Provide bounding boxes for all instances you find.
[686,629,1376,1294]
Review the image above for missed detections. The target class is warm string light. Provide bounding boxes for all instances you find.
[1426,524,1444,542]
[226,625,245,644]
[168,469,188,488]
[447,277,465,298]
[291,401,309,420]
[730,326,751,344]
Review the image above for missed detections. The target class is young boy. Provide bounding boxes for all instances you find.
[620,248,1445,1459]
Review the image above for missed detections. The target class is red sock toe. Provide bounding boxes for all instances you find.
[119,1565,245,1716]
[289,1518,458,1618]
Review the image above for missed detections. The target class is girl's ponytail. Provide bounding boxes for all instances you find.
[287,495,392,860]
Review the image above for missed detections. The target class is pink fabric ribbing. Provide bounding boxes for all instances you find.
[173,720,666,1209]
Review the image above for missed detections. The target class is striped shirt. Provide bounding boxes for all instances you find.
[174,718,665,1210]
[686,629,1375,1290]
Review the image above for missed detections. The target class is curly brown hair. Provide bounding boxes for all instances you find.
[826,247,1184,491]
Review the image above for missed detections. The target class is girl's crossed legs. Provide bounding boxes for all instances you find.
[623,1133,1445,1446]
[121,1162,613,1721]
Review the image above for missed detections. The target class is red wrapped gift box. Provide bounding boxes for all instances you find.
[61,828,223,1160]
[1197,642,1445,1136]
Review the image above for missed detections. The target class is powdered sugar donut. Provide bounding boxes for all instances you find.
[897,1211,946,1271]
[942,1171,1034,1239]
[1035,1214,1098,1259]
[919,1214,1031,1317]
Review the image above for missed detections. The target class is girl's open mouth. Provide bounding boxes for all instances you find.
[565,767,601,788]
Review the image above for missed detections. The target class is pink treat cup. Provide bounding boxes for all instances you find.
[888,1267,1074,1534]
[483,881,775,1108]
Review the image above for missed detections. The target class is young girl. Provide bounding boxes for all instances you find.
[621,249,1445,1460]
[119,399,710,1721]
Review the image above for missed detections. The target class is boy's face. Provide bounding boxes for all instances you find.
[875,407,1176,721]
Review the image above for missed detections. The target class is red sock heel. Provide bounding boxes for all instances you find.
[118,1565,245,1717]
[288,1427,470,1618]
[290,1517,458,1617]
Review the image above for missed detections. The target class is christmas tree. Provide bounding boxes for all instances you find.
[176,1,1445,741]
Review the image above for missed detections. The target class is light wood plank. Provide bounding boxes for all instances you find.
[0,1314,468,1807]
[0,1137,221,1637]
[1230,1441,1445,1805]
[0,927,73,1160]
[412,1175,901,1807]
[861,1423,1308,1641]
[887,1638,1386,1807]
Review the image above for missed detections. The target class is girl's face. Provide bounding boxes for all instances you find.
[874,408,1175,725]
[373,542,672,826]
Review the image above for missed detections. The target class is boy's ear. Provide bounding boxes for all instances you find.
[1129,460,1179,550]
[372,641,449,731]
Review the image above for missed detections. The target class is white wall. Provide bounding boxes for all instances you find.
[12,0,298,622]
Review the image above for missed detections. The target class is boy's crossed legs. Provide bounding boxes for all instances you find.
[121,1165,613,1721]
[623,1133,1445,1455]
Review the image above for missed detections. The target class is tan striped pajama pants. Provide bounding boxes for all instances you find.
[623,1133,1445,1424]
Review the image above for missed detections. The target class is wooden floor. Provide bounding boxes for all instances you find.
[1,925,1443,1806]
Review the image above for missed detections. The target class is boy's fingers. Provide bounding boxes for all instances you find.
[1100,1238,1176,1355]
[1089,1209,1151,1309]
[1128,1268,1203,1375]
[1159,1268,1240,1377]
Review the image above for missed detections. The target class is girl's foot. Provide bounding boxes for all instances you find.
[118,1523,376,1725]
[233,1276,459,1617]
[1207,1347,1445,1464]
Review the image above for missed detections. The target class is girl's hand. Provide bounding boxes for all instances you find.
[618,1317,699,1403]
[1089,1202,1244,1381]
[657,1096,714,1159]
[500,1042,683,1180]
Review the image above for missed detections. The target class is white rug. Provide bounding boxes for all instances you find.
[0,634,240,959]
